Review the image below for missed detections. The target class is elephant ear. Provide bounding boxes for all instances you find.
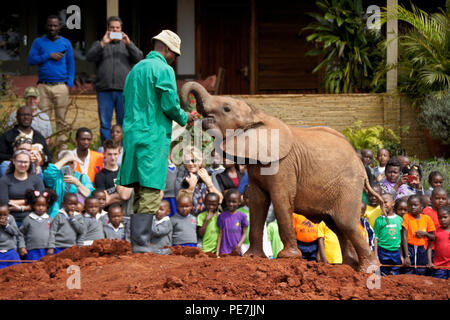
[221,112,294,164]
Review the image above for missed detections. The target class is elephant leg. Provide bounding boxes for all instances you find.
[332,208,379,272]
[243,184,269,258]
[270,194,302,259]
[323,218,359,269]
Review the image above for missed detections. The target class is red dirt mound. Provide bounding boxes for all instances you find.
[0,239,448,300]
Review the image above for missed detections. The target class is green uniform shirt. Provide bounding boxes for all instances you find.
[238,206,250,245]
[197,211,221,253]
[374,214,403,251]
[117,51,188,190]
[267,220,284,259]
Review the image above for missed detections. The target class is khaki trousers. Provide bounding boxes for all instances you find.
[133,187,161,215]
[37,83,70,147]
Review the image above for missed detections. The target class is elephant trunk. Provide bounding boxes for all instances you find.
[180,81,211,115]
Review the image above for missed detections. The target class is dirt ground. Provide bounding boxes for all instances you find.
[0,239,448,300]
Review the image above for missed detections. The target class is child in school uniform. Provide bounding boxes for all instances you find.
[216,189,249,257]
[197,193,221,253]
[374,193,404,276]
[401,195,435,275]
[47,193,85,255]
[171,193,198,247]
[0,203,25,269]
[103,204,130,241]
[428,206,450,279]
[151,200,173,249]
[20,189,57,261]
[79,196,105,246]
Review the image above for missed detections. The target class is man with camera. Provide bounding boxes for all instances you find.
[86,16,143,144]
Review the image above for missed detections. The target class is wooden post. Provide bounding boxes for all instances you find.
[250,0,257,94]
[386,0,398,93]
[107,0,119,18]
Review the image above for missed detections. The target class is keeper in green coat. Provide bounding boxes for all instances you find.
[117,30,193,253]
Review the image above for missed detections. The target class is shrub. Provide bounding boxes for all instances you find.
[419,93,450,145]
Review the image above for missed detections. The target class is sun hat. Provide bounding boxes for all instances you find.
[152,30,181,56]
[24,87,39,99]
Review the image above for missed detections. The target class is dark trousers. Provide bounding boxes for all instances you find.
[404,244,428,276]
[97,90,124,144]
[378,247,402,276]
[297,240,318,261]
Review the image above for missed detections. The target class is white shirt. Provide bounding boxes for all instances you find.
[73,148,90,176]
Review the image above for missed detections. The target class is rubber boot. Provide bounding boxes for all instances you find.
[130,213,154,253]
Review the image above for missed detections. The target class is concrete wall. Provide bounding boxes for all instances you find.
[1,93,431,159]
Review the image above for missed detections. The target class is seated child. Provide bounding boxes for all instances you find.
[429,206,450,280]
[0,203,25,269]
[317,221,342,264]
[239,187,272,258]
[79,196,105,246]
[151,200,173,249]
[424,171,444,197]
[374,148,390,182]
[267,219,284,259]
[364,184,383,228]
[197,193,221,253]
[360,202,375,251]
[380,158,406,198]
[394,197,408,218]
[374,193,403,276]
[216,189,248,256]
[47,193,85,255]
[171,193,198,247]
[401,195,435,275]
[20,189,57,261]
[103,204,130,241]
[396,168,424,200]
[293,213,319,261]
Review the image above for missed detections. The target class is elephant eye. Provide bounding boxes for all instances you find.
[223,106,231,113]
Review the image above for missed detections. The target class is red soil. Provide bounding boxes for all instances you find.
[0,239,448,300]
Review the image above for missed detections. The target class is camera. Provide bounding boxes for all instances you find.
[61,165,72,176]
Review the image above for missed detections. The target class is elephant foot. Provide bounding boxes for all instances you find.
[359,256,380,273]
[277,247,302,259]
[243,247,267,258]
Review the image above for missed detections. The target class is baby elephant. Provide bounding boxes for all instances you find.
[180,81,382,271]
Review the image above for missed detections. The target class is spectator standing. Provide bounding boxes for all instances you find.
[151,200,173,250]
[428,206,450,280]
[424,171,444,197]
[98,124,124,167]
[363,184,383,228]
[379,158,408,198]
[267,220,284,259]
[86,16,143,144]
[171,193,197,247]
[28,15,75,148]
[197,193,221,253]
[0,105,52,166]
[396,168,424,200]
[116,30,193,253]
[7,87,53,145]
[374,148,390,182]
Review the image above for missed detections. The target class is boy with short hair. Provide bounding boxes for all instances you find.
[103,204,130,241]
[79,196,105,246]
[428,206,450,279]
[151,200,173,249]
[0,203,25,269]
[197,193,221,253]
[47,193,85,254]
[402,195,435,275]
[171,194,197,247]
[374,193,404,275]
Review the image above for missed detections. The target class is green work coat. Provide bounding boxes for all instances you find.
[117,51,187,190]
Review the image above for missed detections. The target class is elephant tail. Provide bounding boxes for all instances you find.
[363,174,386,216]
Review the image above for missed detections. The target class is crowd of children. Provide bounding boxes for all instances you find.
[0,142,448,281]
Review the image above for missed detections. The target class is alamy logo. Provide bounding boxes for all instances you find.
[65,5,81,30]
[366,5,381,30]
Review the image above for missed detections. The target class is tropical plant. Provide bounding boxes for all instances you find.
[342,120,405,156]
[302,0,384,93]
[373,4,450,102]
[419,157,450,194]
[419,93,450,144]
[0,74,20,134]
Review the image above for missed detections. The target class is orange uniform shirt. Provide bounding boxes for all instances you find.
[402,213,436,246]
[74,150,104,183]
[292,214,318,243]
